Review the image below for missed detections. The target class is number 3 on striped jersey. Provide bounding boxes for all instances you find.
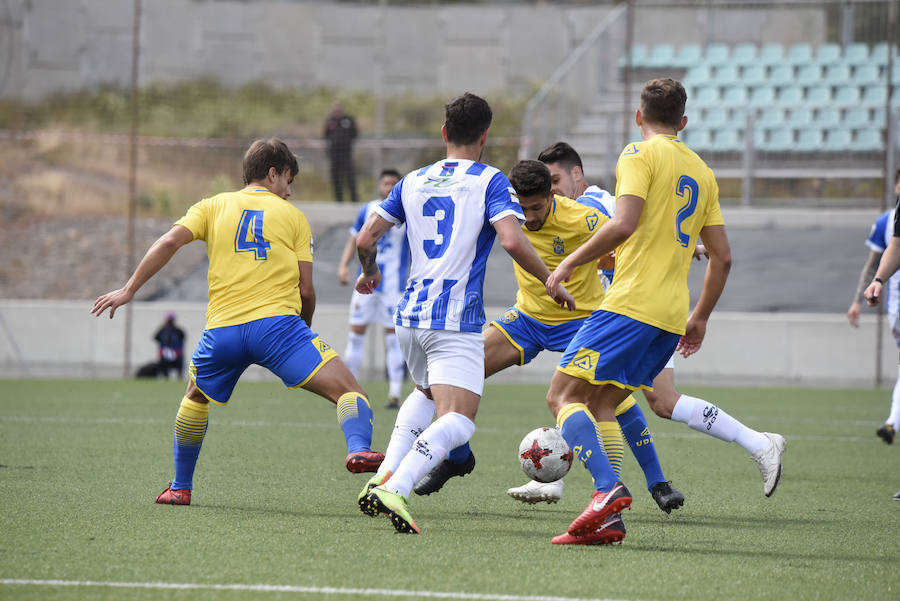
[674,175,699,248]
[423,195,455,259]
[234,209,270,260]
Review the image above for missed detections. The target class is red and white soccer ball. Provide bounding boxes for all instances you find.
[518,427,573,483]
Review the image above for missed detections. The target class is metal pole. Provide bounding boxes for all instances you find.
[373,0,387,180]
[741,110,755,206]
[623,0,634,150]
[124,0,141,379]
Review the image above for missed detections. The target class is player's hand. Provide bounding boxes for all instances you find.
[546,260,574,298]
[847,300,861,328]
[355,269,381,294]
[337,265,349,286]
[91,288,134,319]
[551,284,576,311]
[864,280,882,306]
[693,245,708,261]
[596,253,615,272]
[676,315,707,358]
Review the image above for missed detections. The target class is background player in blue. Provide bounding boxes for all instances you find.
[354,92,575,533]
[540,141,786,501]
[92,138,384,506]
[337,168,409,409]
[849,167,900,445]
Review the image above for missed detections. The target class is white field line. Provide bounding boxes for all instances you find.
[0,579,630,601]
[0,414,879,442]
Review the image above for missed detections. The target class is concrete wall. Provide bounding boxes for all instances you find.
[0,299,892,389]
[0,0,826,99]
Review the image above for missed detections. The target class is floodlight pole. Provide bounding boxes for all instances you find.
[124,0,141,379]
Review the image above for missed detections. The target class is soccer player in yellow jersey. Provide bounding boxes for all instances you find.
[92,138,384,506]
[545,78,766,544]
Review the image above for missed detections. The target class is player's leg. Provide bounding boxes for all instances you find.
[648,367,785,496]
[384,327,405,408]
[343,290,372,378]
[877,321,900,444]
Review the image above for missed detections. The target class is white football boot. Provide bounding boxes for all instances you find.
[750,432,786,497]
[507,478,564,504]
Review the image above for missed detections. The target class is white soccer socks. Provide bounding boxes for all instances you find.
[671,394,769,455]
[378,388,436,477]
[343,331,366,378]
[385,332,406,400]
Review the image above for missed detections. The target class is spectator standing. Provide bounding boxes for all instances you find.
[323,101,359,203]
[154,312,186,379]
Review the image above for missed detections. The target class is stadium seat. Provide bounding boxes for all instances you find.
[871,43,890,65]
[786,44,813,65]
[769,65,795,87]
[806,86,832,107]
[853,65,881,86]
[621,44,648,67]
[694,86,721,106]
[824,64,851,85]
[675,44,703,68]
[796,64,822,86]
[683,128,713,151]
[844,107,869,127]
[815,43,842,66]
[749,86,776,107]
[714,65,740,85]
[705,43,731,66]
[685,65,714,86]
[861,86,887,107]
[756,107,786,127]
[796,128,824,151]
[702,107,729,128]
[851,128,884,151]
[786,107,813,125]
[871,107,886,127]
[893,62,900,81]
[731,43,758,66]
[832,85,861,105]
[647,44,676,68]
[816,107,841,125]
[721,87,749,106]
[825,128,853,151]
[843,43,870,66]
[762,128,794,152]
[742,65,767,86]
[759,43,785,65]
[778,86,805,105]
[711,130,742,152]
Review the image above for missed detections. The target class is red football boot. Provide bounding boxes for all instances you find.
[567,481,631,536]
[345,450,385,473]
[552,512,626,545]
[155,483,191,505]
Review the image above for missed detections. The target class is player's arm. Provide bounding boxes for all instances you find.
[546,194,643,296]
[92,225,194,319]
[355,213,393,294]
[848,250,881,326]
[493,214,575,310]
[865,237,900,306]
[337,235,357,285]
[677,224,732,358]
[298,260,316,327]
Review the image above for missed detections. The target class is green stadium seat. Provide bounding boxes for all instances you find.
[685,65,714,86]
[731,43,758,66]
[796,128,824,151]
[815,44,842,66]
[721,87,749,106]
[749,86,776,107]
[816,107,841,124]
[769,65,794,87]
[759,43,785,65]
[647,44,676,67]
[675,44,703,68]
[715,65,740,84]
[805,86,832,107]
[711,130,742,152]
[620,44,648,67]
[844,107,869,127]
[694,86,721,106]
[778,86,805,105]
[871,107,886,126]
[871,43,890,65]
[756,107,786,127]
[742,65,767,86]
[786,44,813,65]
[762,128,794,151]
[683,128,713,151]
[825,128,853,151]
[833,85,861,105]
[705,43,731,66]
[851,128,884,151]
[786,107,813,125]
[861,86,887,107]
[796,64,822,85]
[844,43,870,66]
[702,107,729,128]
[853,65,881,86]
[824,64,851,85]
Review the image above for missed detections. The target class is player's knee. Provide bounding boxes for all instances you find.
[643,390,674,419]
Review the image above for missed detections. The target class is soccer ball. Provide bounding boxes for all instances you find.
[518,427,573,483]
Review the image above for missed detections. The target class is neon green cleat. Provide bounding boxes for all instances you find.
[358,471,391,517]
[366,486,420,534]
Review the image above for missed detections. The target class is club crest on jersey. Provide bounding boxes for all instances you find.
[500,308,519,324]
[553,237,565,255]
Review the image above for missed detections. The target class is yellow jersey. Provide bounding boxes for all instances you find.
[175,186,314,329]
[514,195,609,324]
[604,134,724,334]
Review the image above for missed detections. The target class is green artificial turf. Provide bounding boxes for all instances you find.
[1,379,898,601]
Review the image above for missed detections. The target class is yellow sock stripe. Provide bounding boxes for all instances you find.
[175,397,209,447]
[614,394,637,417]
[556,402,590,428]
[598,421,625,479]
[337,392,367,425]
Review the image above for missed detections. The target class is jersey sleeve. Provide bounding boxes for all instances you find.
[485,171,524,224]
[294,210,314,262]
[868,213,890,252]
[174,199,209,241]
[702,178,724,227]
[376,176,406,225]
[614,143,651,200]
[349,204,368,236]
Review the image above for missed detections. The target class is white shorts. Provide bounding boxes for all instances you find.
[395,326,485,395]
[348,289,399,328]
[890,313,900,348]
[664,354,675,370]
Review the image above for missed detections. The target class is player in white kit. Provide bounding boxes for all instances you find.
[353,92,575,533]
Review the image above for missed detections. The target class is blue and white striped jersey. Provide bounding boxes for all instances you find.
[867,208,900,315]
[350,200,410,295]
[576,185,616,284]
[375,159,524,332]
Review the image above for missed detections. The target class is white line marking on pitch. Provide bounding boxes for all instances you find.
[0,579,632,601]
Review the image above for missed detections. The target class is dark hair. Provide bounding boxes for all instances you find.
[380,168,402,180]
[444,92,493,146]
[242,138,299,185]
[537,141,583,171]
[640,78,687,128]
[509,160,552,198]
